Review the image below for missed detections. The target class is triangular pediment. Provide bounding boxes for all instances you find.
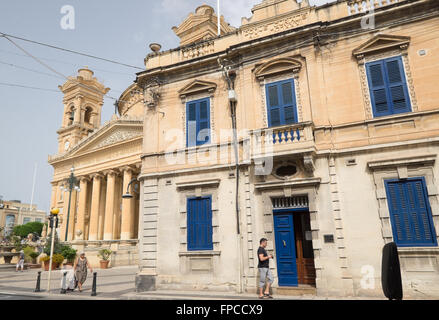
[353,34,411,58]
[178,80,217,98]
[56,120,143,160]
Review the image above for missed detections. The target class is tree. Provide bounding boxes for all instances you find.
[43,232,64,256]
[12,221,44,239]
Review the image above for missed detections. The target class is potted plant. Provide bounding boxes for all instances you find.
[61,246,77,266]
[41,255,56,271]
[29,252,40,265]
[98,249,112,269]
[41,254,64,270]
[52,253,64,268]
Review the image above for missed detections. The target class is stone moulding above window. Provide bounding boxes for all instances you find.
[176,178,220,190]
[253,57,303,81]
[178,80,217,103]
[352,34,411,60]
[367,155,436,170]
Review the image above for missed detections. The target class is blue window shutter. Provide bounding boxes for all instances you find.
[385,178,437,247]
[385,58,411,114]
[197,100,210,146]
[367,56,411,117]
[367,61,391,117]
[266,79,298,127]
[187,197,213,251]
[186,98,210,147]
[187,103,197,147]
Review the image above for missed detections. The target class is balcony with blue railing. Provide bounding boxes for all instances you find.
[249,122,315,159]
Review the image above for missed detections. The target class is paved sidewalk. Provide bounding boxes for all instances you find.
[0,266,430,300]
[0,266,137,300]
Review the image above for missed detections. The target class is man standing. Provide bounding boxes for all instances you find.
[258,238,274,299]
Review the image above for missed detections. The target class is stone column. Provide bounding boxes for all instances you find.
[75,177,89,240]
[103,170,117,240]
[121,167,134,240]
[60,188,68,240]
[63,189,77,242]
[88,174,103,241]
[50,183,58,209]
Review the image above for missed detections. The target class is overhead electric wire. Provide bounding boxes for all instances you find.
[0,49,134,76]
[0,31,143,70]
[0,59,65,80]
[0,82,61,93]
[2,35,129,102]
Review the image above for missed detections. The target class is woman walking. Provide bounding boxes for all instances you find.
[73,251,93,292]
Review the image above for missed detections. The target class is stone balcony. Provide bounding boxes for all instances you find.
[347,0,401,15]
[249,122,316,160]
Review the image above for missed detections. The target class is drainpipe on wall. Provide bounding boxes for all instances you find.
[219,59,244,293]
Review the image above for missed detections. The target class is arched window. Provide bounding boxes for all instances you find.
[68,105,75,125]
[84,107,93,124]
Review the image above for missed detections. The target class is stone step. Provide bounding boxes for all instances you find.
[274,285,317,296]
[0,264,28,271]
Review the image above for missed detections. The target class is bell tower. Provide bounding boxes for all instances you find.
[57,68,110,154]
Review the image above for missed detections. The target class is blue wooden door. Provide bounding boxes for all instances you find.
[274,214,298,286]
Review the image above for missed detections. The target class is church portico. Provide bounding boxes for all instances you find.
[48,68,144,267]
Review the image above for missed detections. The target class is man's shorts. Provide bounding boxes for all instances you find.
[258,267,274,288]
[16,259,24,268]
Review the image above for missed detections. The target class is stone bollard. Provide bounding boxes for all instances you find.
[91,272,97,296]
[60,272,67,294]
[34,271,41,292]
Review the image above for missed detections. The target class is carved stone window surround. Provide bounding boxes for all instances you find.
[253,57,304,128]
[368,155,439,246]
[178,185,220,253]
[179,81,217,147]
[354,35,418,120]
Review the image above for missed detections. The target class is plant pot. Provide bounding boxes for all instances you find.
[43,260,57,271]
[99,260,110,269]
[64,262,73,267]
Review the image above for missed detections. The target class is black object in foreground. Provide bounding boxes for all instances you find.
[381,242,403,300]
[60,272,67,294]
[91,272,97,296]
[34,271,41,292]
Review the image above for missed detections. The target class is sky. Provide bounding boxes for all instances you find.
[0,0,335,213]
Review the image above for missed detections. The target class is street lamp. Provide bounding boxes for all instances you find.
[60,166,80,242]
[122,178,138,199]
[47,208,59,294]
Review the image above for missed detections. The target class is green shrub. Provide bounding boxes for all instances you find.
[12,221,44,239]
[98,249,112,261]
[61,246,77,263]
[52,254,64,264]
[23,246,35,263]
[29,251,40,259]
[43,233,63,256]
[40,255,51,262]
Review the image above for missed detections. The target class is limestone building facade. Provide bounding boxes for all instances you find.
[0,200,46,237]
[134,0,439,298]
